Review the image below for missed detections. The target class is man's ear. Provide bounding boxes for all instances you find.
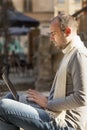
[65,27,71,36]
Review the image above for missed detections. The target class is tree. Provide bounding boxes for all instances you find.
[0,0,15,77]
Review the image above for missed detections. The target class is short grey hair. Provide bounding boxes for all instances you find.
[51,13,78,32]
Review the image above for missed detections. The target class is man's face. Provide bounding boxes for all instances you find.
[49,22,67,49]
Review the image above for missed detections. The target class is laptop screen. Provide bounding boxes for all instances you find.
[2,72,19,101]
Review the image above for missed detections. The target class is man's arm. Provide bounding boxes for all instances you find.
[26,89,48,108]
[46,51,87,112]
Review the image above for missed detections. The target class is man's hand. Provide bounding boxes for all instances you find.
[26,89,48,109]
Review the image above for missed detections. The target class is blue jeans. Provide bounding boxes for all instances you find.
[0,93,75,130]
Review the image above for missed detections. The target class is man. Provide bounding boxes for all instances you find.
[0,13,87,130]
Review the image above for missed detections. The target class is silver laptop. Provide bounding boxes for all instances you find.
[2,72,19,101]
[2,72,41,108]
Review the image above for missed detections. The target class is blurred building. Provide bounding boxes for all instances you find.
[11,0,54,35]
[54,0,82,16]
[78,0,87,31]
[11,0,86,35]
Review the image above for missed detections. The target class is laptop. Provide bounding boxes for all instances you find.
[2,72,42,108]
[2,72,19,101]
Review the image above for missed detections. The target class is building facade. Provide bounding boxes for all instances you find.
[54,0,82,16]
[12,0,83,34]
[12,0,54,35]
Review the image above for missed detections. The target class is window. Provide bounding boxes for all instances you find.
[74,0,81,2]
[58,0,65,3]
[24,0,32,12]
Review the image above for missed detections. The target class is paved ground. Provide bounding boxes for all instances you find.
[0,69,35,94]
[9,70,34,85]
[0,69,49,97]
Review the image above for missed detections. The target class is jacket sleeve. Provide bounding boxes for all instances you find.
[46,51,87,112]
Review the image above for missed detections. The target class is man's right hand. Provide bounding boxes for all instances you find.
[26,89,48,109]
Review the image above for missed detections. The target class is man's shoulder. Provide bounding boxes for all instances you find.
[75,48,87,62]
[68,46,87,67]
[72,46,87,58]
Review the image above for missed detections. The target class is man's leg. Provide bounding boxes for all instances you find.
[0,95,75,130]
[0,98,52,130]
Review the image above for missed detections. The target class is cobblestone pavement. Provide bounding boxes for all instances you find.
[9,70,34,84]
[0,70,35,94]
